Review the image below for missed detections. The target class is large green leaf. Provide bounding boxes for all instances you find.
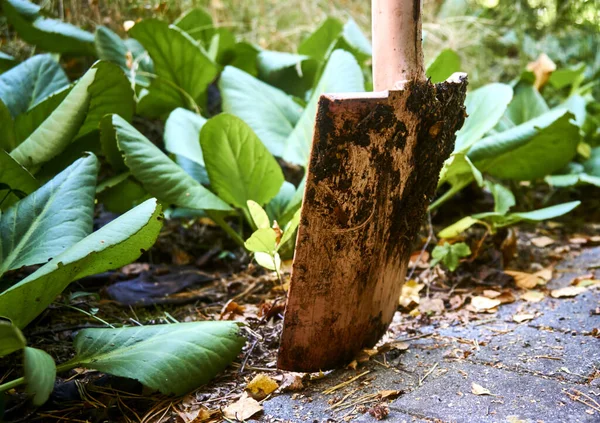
[24,347,56,406]
[0,54,69,118]
[454,83,513,152]
[0,154,98,278]
[469,110,580,180]
[256,50,319,98]
[10,61,133,170]
[298,17,343,62]
[164,108,207,166]
[200,113,284,209]
[130,19,218,118]
[505,84,549,126]
[485,181,515,215]
[0,51,17,73]
[283,49,364,166]
[0,320,26,357]
[426,49,461,83]
[69,322,245,395]
[0,149,38,210]
[112,114,230,211]
[219,66,302,157]
[173,8,214,47]
[0,198,163,328]
[3,0,96,56]
[96,172,150,214]
[0,100,16,151]
[431,152,483,210]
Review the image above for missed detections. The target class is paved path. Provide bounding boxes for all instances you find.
[262,248,600,422]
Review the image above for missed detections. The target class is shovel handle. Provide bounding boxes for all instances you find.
[372,0,425,90]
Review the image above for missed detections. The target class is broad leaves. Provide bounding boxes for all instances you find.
[0,149,38,209]
[426,49,461,83]
[130,19,218,118]
[110,114,230,211]
[69,322,245,395]
[201,114,284,209]
[24,347,56,406]
[0,320,26,357]
[0,197,163,328]
[0,154,97,278]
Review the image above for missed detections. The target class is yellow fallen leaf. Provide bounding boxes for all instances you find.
[550,286,587,298]
[505,270,542,289]
[246,373,279,400]
[223,393,263,420]
[470,296,501,312]
[521,290,545,303]
[379,390,402,399]
[399,280,424,308]
[531,236,555,248]
[471,382,492,396]
[575,279,600,288]
[533,267,553,282]
[513,313,535,323]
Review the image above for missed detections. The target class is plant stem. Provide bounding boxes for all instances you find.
[206,211,245,247]
[0,376,25,392]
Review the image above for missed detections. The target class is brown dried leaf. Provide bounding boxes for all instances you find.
[470,296,501,312]
[246,374,279,400]
[379,390,402,399]
[219,300,245,320]
[419,297,445,314]
[280,372,304,392]
[521,290,545,303]
[505,270,542,289]
[513,313,535,323]
[223,393,263,420]
[533,267,553,282]
[483,289,501,298]
[471,382,492,396]
[531,236,555,248]
[550,286,587,298]
[496,291,516,304]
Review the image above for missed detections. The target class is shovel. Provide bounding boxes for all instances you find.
[277,0,468,372]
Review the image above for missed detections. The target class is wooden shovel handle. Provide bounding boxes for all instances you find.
[372,0,425,90]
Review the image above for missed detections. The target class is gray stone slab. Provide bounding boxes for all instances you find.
[468,325,600,384]
[556,247,600,271]
[354,408,429,422]
[391,362,599,423]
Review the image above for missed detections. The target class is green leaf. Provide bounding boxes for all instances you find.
[485,181,515,215]
[438,216,479,239]
[70,322,245,395]
[219,66,302,157]
[256,50,319,98]
[24,347,56,406]
[283,50,364,165]
[254,251,281,271]
[298,17,343,62]
[278,208,301,249]
[164,108,207,166]
[545,173,600,188]
[337,18,372,61]
[0,51,17,73]
[0,154,98,278]
[431,242,471,271]
[469,110,580,180]
[510,201,580,223]
[96,173,150,214]
[430,153,483,211]
[131,19,218,118]
[0,320,26,357]
[200,114,284,208]
[549,63,586,90]
[0,198,163,328]
[226,42,260,76]
[174,8,214,47]
[454,83,513,152]
[266,181,296,224]
[505,84,549,126]
[0,149,38,210]
[0,100,16,151]
[112,114,230,211]
[3,0,96,56]
[244,228,277,253]
[426,49,461,83]
[583,147,600,176]
[247,200,270,229]
[0,54,69,118]
[10,61,133,170]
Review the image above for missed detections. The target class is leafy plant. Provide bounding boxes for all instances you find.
[430,242,472,271]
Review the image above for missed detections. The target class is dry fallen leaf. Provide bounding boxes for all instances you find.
[531,236,555,248]
[513,313,535,323]
[123,20,136,31]
[521,290,545,303]
[346,360,358,370]
[550,286,587,298]
[399,280,424,308]
[483,289,501,298]
[223,393,263,420]
[280,372,304,392]
[526,53,556,90]
[470,296,501,312]
[534,267,553,282]
[419,297,445,314]
[471,382,492,396]
[246,373,279,400]
[219,300,246,320]
[575,279,600,288]
[505,270,543,289]
[569,236,588,245]
[379,390,402,399]
[496,291,516,304]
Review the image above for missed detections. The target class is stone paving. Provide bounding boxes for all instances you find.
[261,248,600,422]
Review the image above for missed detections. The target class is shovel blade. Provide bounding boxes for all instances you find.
[278,76,468,372]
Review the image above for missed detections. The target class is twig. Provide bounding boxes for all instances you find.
[419,362,439,386]
[407,211,434,281]
[239,339,258,374]
[564,388,600,412]
[323,371,370,395]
